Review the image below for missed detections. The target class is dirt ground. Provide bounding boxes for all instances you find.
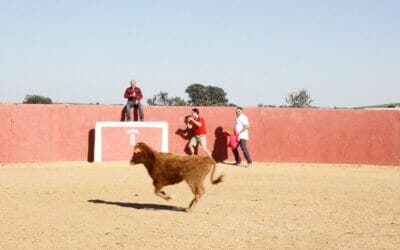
[0,161,399,249]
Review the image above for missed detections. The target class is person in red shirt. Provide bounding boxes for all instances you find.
[186,108,212,158]
[124,80,144,121]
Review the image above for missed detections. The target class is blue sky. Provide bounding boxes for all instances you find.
[1,0,399,107]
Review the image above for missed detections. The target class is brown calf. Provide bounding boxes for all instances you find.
[130,142,224,212]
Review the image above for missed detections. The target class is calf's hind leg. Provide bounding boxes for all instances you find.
[186,182,205,212]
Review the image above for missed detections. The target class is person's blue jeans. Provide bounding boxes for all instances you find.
[125,100,144,121]
[233,139,252,164]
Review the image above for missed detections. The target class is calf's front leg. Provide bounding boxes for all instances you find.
[154,184,172,200]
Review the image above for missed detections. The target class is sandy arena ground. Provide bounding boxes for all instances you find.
[0,161,399,249]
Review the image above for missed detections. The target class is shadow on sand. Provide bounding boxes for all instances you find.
[87,199,186,212]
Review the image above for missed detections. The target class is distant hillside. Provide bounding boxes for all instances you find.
[356,102,400,109]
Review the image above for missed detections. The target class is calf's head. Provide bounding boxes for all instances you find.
[130,142,155,165]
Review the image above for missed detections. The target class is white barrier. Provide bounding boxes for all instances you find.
[94,121,168,162]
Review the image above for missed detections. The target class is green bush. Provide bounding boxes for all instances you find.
[23,94,53,104]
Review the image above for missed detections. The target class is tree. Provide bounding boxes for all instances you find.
[170,97,187,106]
[147,91,187,106]
[23,94,53,104]
[185,83,228,106]
[285,89,312,108]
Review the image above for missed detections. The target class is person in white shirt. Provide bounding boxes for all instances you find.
[233,107,253,167]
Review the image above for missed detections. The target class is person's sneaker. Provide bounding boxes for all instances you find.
[245,163,252,168]
[234,162,241,166]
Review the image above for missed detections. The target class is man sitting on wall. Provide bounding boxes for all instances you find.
[124,80,144,121]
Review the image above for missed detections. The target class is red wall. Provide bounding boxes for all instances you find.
[0,104,399,165]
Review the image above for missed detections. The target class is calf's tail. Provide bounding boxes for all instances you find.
[210,159,224,184]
